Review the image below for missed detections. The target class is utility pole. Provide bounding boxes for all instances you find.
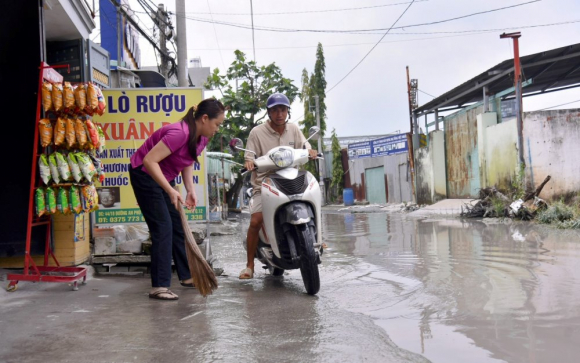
[116,3,122,68]
[500,32,525,169]
[175,0,188,87]
[315,95,326,206]
[406,66,413,134]
[157,4,168,79]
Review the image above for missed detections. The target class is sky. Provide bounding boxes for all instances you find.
[94,0,580,138]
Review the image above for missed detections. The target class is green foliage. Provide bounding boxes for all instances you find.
[490,196,506,217]
[537,201,575,224]
[330,128,344,201]
[299,43,327,139]
[204,50,299,153]
[510,164,526,200]
[299,69,318,179]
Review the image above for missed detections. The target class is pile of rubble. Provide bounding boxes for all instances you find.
[399,202,423,213]
[461,176,551,220]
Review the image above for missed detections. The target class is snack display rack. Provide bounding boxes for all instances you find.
[6,62,96,292]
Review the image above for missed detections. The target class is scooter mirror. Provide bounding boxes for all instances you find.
[229,138,244,154]
[307,126,320,141]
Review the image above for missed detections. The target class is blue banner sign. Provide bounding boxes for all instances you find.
[347,141,372,159]
[348,134,408,159]
[373,134,408,156]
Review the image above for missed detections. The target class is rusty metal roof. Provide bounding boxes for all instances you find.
[414,42,580,115]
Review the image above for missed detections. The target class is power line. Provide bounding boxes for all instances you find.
[419,89,436,98]
[175,0,542,34]
[181,0,429,16]
[186,31,494,51]
[327,1,417,94]
[537,99,580,111]
[206,0,226,69]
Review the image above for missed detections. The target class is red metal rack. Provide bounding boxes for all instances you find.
[7,62,87,292]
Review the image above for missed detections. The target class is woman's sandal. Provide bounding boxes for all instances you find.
[180,281,195,288]
[149,289,179,300]
[239,267,254,279]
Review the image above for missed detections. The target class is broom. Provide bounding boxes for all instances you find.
[177,202,218,297]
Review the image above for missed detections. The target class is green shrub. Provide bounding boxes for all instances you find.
[537,202,575,224]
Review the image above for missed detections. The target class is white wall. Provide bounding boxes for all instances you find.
[524,109,580,200]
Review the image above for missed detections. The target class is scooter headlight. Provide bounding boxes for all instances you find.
[270,148,293,168]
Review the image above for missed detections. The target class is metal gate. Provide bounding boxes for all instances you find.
[365,166,387,204]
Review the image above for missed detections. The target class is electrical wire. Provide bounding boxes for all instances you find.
[536,99,580,111]
[175,0,542,34]
[419,89,436,98]
[206,0,226,69]
[180,0,429,16]
[327,1,417,94]
[186,31,494,51]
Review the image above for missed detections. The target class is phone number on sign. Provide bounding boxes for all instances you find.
[97,216,144,224]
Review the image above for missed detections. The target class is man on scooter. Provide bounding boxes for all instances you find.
[239,93,319,279]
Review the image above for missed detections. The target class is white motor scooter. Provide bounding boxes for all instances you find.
[230,127,323,295]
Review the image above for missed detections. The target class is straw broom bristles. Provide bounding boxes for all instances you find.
[178,203,218,297]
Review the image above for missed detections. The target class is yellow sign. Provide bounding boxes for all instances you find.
[95,88,206,224]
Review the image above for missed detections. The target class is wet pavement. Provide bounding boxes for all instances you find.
[1,209,580,362]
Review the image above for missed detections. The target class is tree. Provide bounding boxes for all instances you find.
[313,43,327,137]
[205,50,299,208]
[299,43,327,179]
[330,128,344,202]
[299,69,318,179]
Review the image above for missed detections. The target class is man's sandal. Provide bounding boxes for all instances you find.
[180,281,195,288]
[148,289,179,300]
[239,267,254,279]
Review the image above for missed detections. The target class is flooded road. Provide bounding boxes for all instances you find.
[2,210,580,363]
[321,212,580,363]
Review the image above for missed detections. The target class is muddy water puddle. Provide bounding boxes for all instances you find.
[321,213,580,363]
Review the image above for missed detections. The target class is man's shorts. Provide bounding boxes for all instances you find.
[249,192,262,214]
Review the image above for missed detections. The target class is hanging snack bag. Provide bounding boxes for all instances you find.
[85,119,99,148]
[52,82,64,112]
[74,83,87,112]
[97,124,106,153]
[67,153,82,183]
[87,83,98,111]
[75,119,88,147]
[35,188,46,217]
[39,154,52,185]
[81,185,99,212]
[46,187,57,214]
[42,82,52,112]
[54,117,66,146]
[65,118,76,148]
[63,82,75,109]
[76,152,96,181]
[70,185,82,214]
[48,153,61,184]
[95,86,106,116]
[57,187,71,214]
[89,153,105,183]
[55,151,72,181]
[39,118,53,148]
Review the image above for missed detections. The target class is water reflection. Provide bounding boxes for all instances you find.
[322,212,580,363]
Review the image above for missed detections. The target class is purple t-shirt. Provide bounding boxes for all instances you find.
[130,121,208,182]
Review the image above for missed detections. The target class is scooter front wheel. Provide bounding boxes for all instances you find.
[297,224,320,295]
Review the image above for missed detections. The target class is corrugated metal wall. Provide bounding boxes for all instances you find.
[348,153,412,203]
[445,106,482,198]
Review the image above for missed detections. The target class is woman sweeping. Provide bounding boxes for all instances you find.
[129,98,225,301]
